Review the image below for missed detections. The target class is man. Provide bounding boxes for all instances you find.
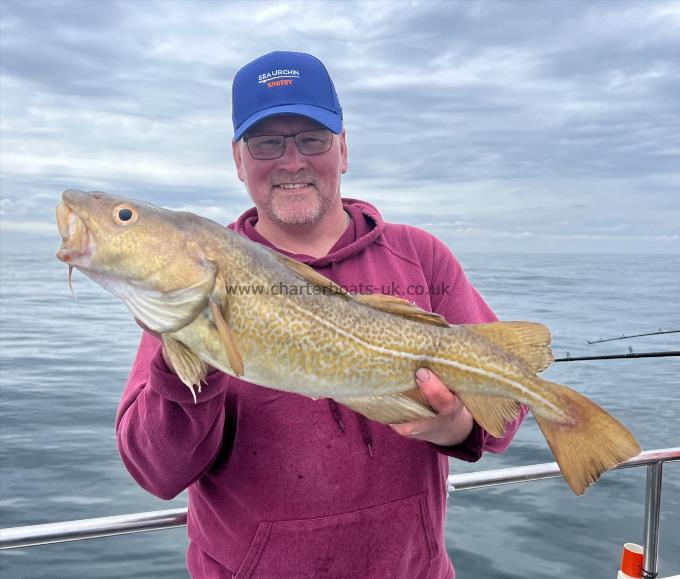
[116,51,526,578]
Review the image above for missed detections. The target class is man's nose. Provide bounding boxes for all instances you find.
[277,136,306,172]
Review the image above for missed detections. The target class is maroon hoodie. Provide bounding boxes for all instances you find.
[116,198,526,578]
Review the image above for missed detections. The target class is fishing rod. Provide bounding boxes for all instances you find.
[555,348,680,363]
[587,329,680,344]
[560,327,680,361]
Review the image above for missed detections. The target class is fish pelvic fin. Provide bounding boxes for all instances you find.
[208,299,244,377]
[454,393,522,438]
[463,321,554,373]
[533,380,641,495]
[337,390,436,424]
[162,335,207,398]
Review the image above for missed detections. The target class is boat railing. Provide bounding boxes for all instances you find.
[1,447,678,579]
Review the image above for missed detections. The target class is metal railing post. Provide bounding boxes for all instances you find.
[642,462,663,579]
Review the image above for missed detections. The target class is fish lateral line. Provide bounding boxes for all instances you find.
[283,298,568,420]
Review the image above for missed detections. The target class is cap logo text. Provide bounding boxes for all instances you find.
[258,69,300,87]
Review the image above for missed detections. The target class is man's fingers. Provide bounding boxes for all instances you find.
[415,368,458,415]
[390,369,458,437]
[390,419,432,438]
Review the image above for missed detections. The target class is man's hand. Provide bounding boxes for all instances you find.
[390,368,474,447]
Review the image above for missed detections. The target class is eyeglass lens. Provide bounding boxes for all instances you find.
[246,129,333,160]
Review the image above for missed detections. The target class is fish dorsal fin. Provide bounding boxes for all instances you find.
[353,293,450,327]
[276,252,446,327]
[275,254,350,297]
[209,299,244,377]
[463,321,554,373]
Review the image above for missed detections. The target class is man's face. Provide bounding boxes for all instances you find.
[232,114,348,228]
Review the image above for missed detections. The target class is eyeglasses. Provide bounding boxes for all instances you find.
[243,129,333,160]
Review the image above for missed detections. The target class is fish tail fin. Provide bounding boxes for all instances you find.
[533,379,640,495]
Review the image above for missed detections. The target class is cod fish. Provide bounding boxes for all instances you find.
[55,189,640,495]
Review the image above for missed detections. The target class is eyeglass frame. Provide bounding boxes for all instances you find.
[241,129,334,160]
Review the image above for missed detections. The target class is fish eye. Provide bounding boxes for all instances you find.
[113,204,139,226]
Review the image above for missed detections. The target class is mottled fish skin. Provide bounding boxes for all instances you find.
[171,234,566,422]
[55,190,641,495]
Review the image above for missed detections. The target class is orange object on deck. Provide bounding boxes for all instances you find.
[618,543,644,578]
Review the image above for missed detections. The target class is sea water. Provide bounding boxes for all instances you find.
[1,246,678,578]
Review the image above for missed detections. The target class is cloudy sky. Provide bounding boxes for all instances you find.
[1,0,678,253]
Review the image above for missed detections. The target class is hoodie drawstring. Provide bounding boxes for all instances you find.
[358,414,374,457]
[328,398,345,432]
[327,399,374,458]
[327,261,373,457]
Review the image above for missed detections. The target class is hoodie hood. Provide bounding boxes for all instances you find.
[228,198,384,267]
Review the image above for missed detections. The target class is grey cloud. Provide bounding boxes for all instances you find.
[1,1,130,97]
[329,2,680,188]
[0,0,678,253]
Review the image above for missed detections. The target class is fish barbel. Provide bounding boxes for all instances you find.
[55,189,641,495]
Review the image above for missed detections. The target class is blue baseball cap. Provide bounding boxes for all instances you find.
[232,51,343,141]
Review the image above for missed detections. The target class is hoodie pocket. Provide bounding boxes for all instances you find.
[233,492,438,579]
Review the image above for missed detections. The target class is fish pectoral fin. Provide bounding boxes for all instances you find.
[337,390,436,424]
[455,393,522,438]
[275,253,350,297]
[353,294,450,327]
[533,379,641,496]
[208,299,244,377]
[462,321,554,373]
[162,335,207,400]
[116,271,216,335]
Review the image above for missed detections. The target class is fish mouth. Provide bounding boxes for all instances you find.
[55,198,94,266]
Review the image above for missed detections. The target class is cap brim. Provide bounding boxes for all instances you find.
[233,104,342,140]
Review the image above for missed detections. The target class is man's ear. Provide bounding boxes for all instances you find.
[232,140,246,183]
[339,129,348,174]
